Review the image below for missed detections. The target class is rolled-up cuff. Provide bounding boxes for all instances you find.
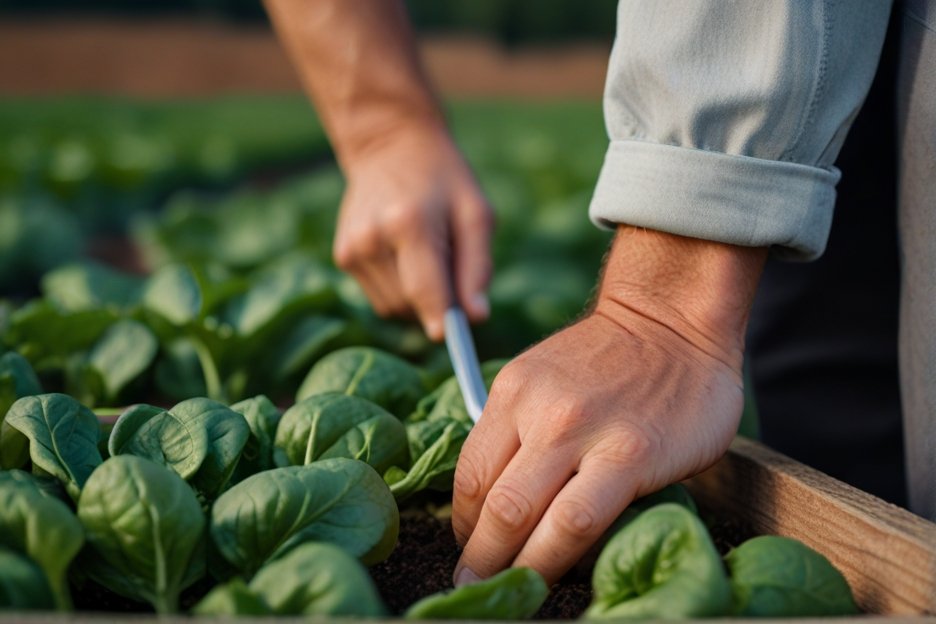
[589,140,841,260]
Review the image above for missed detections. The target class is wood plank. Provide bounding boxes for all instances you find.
[686,437,936,615]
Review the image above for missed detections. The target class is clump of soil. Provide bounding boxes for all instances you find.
[370,501,759,619]
[368,508,594,619]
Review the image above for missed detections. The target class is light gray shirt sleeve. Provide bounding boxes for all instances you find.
[589,0,893,260]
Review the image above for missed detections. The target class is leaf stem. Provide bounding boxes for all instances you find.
[191,337,226,403]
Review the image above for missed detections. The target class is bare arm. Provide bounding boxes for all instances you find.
[265,0,493,339]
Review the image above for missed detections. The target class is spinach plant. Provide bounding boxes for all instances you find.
[109,397,249,499]
[274,392,408,475]
[405,567,548,620]
[40,261,144,313]
[0,351,43,469]
[0,470,84,610]
[211,459,399,577]
[586,503,732,619]
[196,542,386,617]
[141,263,232,402]
[386,420,469,501]
[725,535,858,616]
[4,393,103,501]
[77,455,206,614]
[78,319,158,405]
[191,578,272,617]
[229,394,281,483]
[387,361,503,501]
[296,346,426,418]
[0,548,54,611]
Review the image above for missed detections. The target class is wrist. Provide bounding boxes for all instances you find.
[595,226,767,370]
[337,108,449,173]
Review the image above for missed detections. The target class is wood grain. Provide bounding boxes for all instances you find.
[686,437,936,615]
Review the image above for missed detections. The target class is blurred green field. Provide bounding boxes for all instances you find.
[0,94,760,435]
[0,96,612,402]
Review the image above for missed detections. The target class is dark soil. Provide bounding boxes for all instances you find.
[369,500,759,619]
[368,508,594,619]
[69,499,756,618]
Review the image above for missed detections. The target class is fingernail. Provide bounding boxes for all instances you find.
[453,566,480,587]
[471,293,489,317]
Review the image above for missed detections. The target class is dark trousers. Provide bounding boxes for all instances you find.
[746,10,907,507]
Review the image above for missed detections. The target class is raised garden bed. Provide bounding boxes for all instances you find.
[2,435,934,622]
[686,437,936,617]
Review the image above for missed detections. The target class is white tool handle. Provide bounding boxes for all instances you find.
[444,307,487,423]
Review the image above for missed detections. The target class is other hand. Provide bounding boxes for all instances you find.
[334,122,493,340]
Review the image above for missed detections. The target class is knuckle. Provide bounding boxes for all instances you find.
[453,452,484,500]
[485,483,534,531]
[382,203,423,239]
[599,424,661,469]
[488,361,531,401]
[548,395,588,430]
[553,498,600,539]
[334,227,382,267]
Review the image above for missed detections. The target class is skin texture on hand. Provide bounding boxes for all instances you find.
[451,226,767,586]
[265,0,493,339]
[333,124,493,340]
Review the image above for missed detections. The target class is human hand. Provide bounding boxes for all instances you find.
[450,227,767,586]
[333,122,493,341]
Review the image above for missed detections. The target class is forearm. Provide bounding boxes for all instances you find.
[264,0,445,170]
[597,227,768,372]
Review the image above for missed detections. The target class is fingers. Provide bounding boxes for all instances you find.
[334,182,493,340]
[394,230,452,341]
[451,403,520,547]
[511,460,639,586]
[453,442,575,586]
[452,197,494,322]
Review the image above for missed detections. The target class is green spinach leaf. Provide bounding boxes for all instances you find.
[40,261,144,312]
[0,469,84,610]
[141,264,203,326]
[85,319,158,404]
[191,578,272,617]
[296,346,425,418]
[5,302,118,372]
[409,359,505,426]
[108,403,209,480]
[0,547,55,611]
[389,420,469,501]
[109,398,249,498]
[0,351,43,470]
[274,393,408,475]
[177,398,250,499]
[249,542,386,616]
[265,316,347,378]
[77,455,205,614]
[222,252,338,338]
[229,394,281,483]
[405,567,548,620]
[153,338,207,400]
[211,459,399,577]
[5,393,103,501]
[586,503,732,619]
[725,535,858,616]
